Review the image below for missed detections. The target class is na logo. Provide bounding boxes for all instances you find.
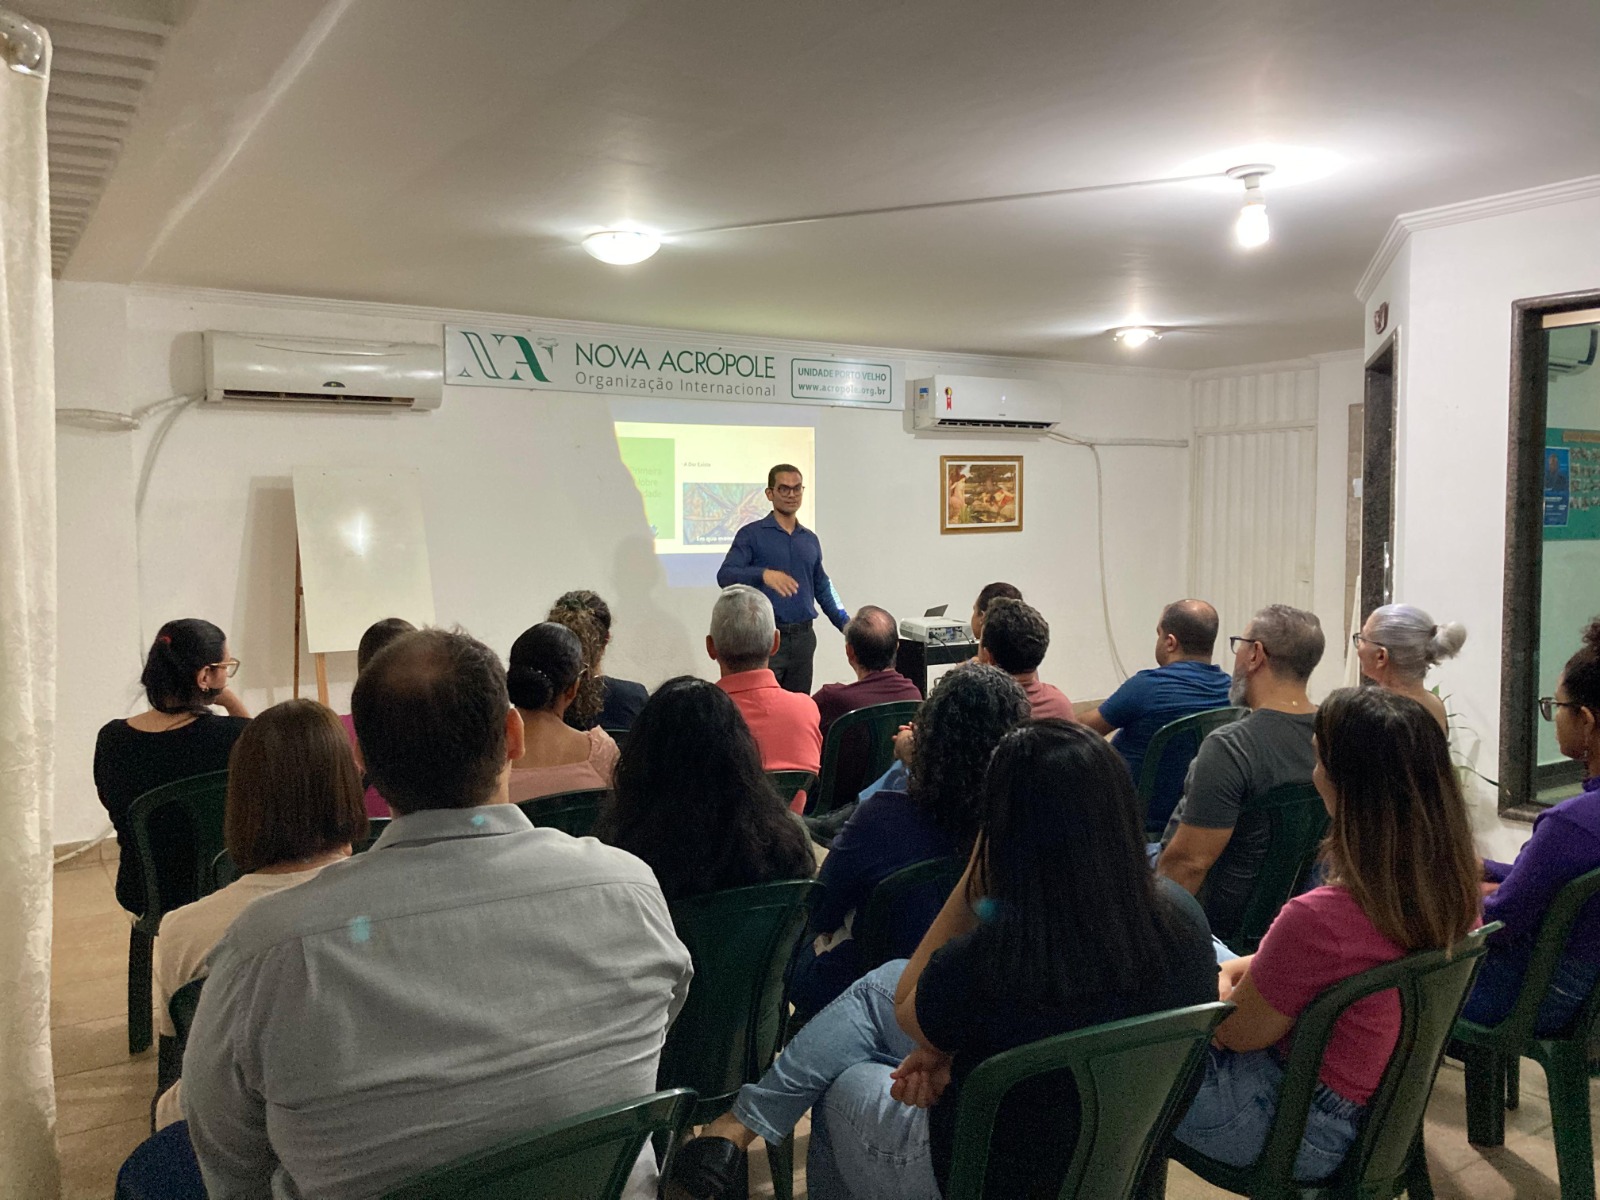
[454,330,554,384]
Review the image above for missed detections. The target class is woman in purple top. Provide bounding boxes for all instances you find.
[1463,617,1600,1033]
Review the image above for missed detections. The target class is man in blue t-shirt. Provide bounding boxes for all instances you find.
[1081,600,1232,828]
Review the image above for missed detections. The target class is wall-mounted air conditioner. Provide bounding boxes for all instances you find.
[1549,326,1598,378]
[910,375,1062,432]
[203,331,443,410]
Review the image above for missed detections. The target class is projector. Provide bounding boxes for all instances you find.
[900,616,976,647]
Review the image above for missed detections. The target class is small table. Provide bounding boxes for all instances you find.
[896,637,980,697]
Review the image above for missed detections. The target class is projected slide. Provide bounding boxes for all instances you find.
[615,423,817,566]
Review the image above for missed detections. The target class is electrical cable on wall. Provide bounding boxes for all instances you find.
[1047,430,1188,685]
[53,393,200,864]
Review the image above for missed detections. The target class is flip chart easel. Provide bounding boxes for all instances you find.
[291,467,435,704]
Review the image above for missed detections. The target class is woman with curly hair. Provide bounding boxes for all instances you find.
[595,676,814,902]
[1463,616,1600,1032]
[547,589,650,732]
[785,661,1031,1018]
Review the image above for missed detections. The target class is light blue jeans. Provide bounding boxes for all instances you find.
[1174,1044,1363,1183]
[732,960,941,1200]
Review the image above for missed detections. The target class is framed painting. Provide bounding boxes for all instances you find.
[941,455,1023,534]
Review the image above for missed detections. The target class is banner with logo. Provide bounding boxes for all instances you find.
[444,324,901,410]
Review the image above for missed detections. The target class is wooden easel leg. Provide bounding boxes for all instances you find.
[315,652,329,707]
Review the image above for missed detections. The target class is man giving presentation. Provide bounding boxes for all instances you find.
[717,464,848,693]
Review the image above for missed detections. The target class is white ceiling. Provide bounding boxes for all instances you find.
[40,0,1600,368]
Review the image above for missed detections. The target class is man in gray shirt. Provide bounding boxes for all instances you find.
[183,629,692,1200]
[1157,604,1324,938]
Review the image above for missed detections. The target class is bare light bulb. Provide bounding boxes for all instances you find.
[1113,327,1160,348]
[582,230,661,265]
[1228,166,1273,249]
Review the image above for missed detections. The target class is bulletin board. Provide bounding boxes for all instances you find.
[292,467,435,653]
[1543,429,1600,541]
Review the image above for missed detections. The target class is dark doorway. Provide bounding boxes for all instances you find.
[1359,333,1398,625]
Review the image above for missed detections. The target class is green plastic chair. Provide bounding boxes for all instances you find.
[946,1002,1232,1200]
[381,1087,696,1200]
[655,880,817,1196]
[1451,866,1600,1199]
[1136,707,1247,833]
[766,769,817,811]
[855,855,966,974]
[355,815,391,854]
[1147,926,1494,1200]
[1201,781,1329,954]
[206,815,389,894]
[602,727,628,750]
[809,699,920,818]
[516,788,610,839]
[125,769,231,1054]
[155,976,207,1103]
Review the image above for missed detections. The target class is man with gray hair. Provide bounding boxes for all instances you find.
[708,585,823,792]
[1156,603,1324,938]
[812,605,922,735]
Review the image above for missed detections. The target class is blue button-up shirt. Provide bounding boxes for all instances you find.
[717,513,848,629]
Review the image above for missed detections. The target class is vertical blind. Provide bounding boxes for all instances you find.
[1190,367,1319,644]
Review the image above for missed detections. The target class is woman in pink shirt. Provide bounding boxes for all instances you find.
[506,622,619,803]
[1173,687,1480,1181]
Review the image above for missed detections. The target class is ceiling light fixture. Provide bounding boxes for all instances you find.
[582,230,661,265]
[1113,327,1161,348]
[1227,164,1274,249]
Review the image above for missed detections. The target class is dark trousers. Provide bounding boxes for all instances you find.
[772,621,817,693]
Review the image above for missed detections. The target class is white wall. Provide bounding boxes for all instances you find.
[1360,191,1600,857]
[53,284,1194,843]
[1184,353,1359,700]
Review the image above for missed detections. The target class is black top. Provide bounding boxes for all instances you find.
[593,676,649,733]
[93,714,249,913]
[914,879,1218,1194]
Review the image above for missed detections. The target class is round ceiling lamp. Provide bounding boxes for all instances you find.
[1112,327,1161,348]
[582,230,661,265]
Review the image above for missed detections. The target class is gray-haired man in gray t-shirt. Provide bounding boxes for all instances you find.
[1156,604,1324,937]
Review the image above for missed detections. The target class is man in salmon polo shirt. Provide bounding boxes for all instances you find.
[976,597,1077,721]
[709,585,823,799]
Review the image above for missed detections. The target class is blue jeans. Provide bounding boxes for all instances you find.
[115,1121,208,1200]
[733,960,940,1200]
[1174,1045,1363,1183]
[1460,949,1600,1035]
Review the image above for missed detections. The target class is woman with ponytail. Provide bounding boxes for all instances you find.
[94,618,252,914]
[1464,616,1600,1032]
[1352,603,1467,732]
[506,622,619,804]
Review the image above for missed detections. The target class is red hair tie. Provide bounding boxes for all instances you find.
[157,634,172,644]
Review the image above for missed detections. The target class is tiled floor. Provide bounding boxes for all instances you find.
[50,849,1596,1199]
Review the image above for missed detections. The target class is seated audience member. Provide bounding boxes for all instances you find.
[95,618,251,916]
[708,584,823,781]
[338,616,415,817]
[1464,617,1600,1032]
[969,580,1022,641]
[788,662,1030,1018]
[1353,603,1466,733]
[596,676,814,902]
[550,589,650,732]
[1081,599,1232,827]
[1174,687,1479,1180]
[977,597,1076,720]
[176,628,692,1199]
[812,605,923,735]
[844,582,1026,811]
[1156,604,1323,935]
[151,699,367,1130]
[667,721,1217,1200]
[506,621,620,803]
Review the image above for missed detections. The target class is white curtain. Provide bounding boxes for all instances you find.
[0,12,61,1197]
